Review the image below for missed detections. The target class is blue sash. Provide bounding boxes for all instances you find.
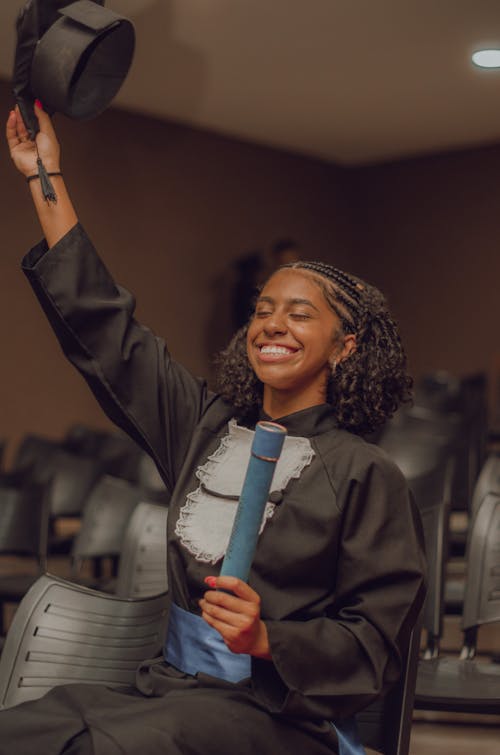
[164,603,365,754]
[333,718,365,755]
[164,602,251,683]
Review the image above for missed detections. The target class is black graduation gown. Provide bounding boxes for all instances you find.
[0,224,426,755]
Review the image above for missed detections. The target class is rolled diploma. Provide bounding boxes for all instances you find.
[220,420,287,582]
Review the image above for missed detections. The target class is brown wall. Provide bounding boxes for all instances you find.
[347,147,500,388]
[0,80,355,460]
[2,77,500,461]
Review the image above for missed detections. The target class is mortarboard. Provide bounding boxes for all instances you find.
[12,0,135,140]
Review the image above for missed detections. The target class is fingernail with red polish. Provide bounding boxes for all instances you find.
[35,99,43,110]
[204,576,217,588]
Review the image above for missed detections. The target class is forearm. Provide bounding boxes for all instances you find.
[7,103,78,247]
[28,173,78,248]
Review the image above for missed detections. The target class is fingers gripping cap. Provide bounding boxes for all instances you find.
[13,1,135,136]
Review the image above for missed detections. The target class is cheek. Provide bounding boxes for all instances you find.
[245,327,256,364]
[246,317,259,345]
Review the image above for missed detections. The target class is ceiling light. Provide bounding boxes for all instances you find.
[472,49,500,68]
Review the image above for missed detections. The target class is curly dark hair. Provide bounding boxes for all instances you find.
[214,263,412,435]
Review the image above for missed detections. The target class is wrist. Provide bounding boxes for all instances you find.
[27,170,62,182]
[19,160,61,178]
[26,164,61,178]
[27,158,63,204]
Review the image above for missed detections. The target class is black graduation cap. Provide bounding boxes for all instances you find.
[12,0,135,140]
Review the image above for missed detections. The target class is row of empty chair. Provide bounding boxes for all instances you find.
[0,571,421,755]
[0,425,171,636]
[375,370,500,719]
[414,460,500,714]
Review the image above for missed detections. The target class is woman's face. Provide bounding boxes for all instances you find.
[246,268,354,411]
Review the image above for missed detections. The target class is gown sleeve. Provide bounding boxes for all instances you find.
[251,452,427,722]
[21,222,215,493]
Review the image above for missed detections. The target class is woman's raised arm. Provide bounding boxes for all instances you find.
[6,102,77,248]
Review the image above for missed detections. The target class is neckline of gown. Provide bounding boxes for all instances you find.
[259,403,337,437]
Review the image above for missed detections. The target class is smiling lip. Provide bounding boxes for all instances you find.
[256,343,299,362]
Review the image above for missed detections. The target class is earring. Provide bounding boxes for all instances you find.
[329,358,337,376]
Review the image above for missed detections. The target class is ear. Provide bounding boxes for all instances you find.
[337,334,357,363]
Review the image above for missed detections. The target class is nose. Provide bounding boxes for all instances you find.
[263,311,288,336]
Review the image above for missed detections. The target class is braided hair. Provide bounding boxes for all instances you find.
[214,261,412,435]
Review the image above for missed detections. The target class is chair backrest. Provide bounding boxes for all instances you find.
[71,475,145,566]
[12,434,59,480]
[0,574,168,709]
[63,423,111,456]
[378,426,453,656]
[0,478,49,566]
[47,451,103,517]
[470,453,500,518]
[12,436,103,517]
[64,425,168,501]
[380,405,461,450]
[356,620,423,755]
[115,502,169,598]
[136,453,170,501]
[407,462,452,655]
[461,491,500,649]
[412,371,489,511]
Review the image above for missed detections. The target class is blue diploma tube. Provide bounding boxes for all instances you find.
[220,421,287,582]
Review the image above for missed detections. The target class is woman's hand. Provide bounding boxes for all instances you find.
[6,101,76,247]
[6,102,60,177]
[199,576,271,659]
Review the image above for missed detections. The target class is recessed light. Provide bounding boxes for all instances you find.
[472,49,500,68]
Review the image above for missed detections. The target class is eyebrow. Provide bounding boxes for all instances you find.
[256,295,320,312]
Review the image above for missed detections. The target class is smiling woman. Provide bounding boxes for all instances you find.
[2,102,426,755]
[216,262,411,436]
[246,269,347,416]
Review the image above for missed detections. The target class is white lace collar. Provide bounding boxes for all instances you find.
[175,419,315,564]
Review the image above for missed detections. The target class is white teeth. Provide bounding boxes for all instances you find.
[260,345,293,355]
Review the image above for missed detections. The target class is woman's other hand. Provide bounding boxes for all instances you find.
[6,102,60,177]
[200,576,271,659]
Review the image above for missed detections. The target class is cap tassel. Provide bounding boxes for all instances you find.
[36,156,57,204]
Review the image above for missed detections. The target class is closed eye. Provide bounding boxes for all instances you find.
[254,309,273,318]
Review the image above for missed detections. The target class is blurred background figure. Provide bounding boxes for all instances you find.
[269,237,301,270]
[231,249,265,331]
[231,237,301,332]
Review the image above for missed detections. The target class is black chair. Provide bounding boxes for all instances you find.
[11,434,59,474]
[378,423,454,659]
[115,502,169,598]
[0,476,50,636]
[414,489,500,714]
[135,453,169,502]
[63,423,113,456]
[69,475,146,587]
[64,425,144,483]
[12,436,103,517]
[413,372,489,553]
[0,576,420,755]
[356,619,423,755]
[64,423,169,501]
[11,434,104,555]
[469,452,500,518]
[0,574,168,709]
[410,461,453,659]
[444,452,500,614]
